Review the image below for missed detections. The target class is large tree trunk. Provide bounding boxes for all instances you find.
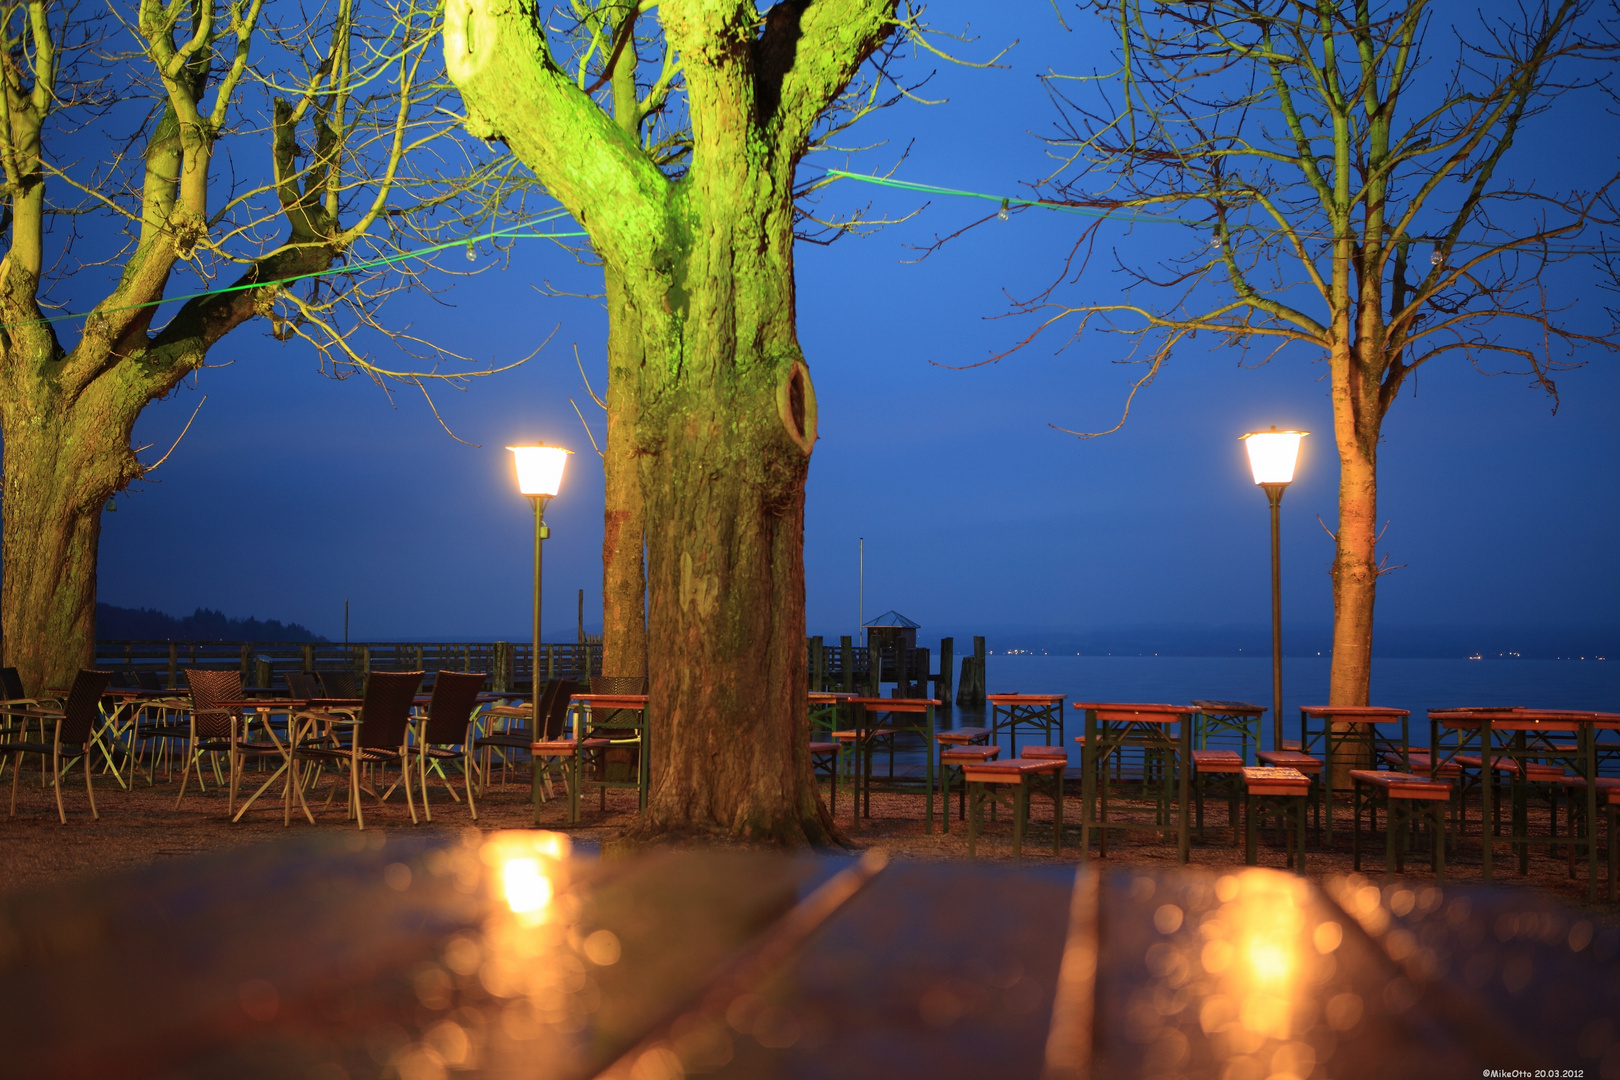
[0,380,139,694]
[443,0,895,847]
[627,197,832,845]
[1327,344,1381,786]
[600,271,647,679]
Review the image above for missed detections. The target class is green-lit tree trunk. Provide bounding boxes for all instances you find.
[446,0,887,843]
[600,277,647,682]
[0,394,139,693]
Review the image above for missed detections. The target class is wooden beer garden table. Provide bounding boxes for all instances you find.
[835,696,938,833]
[987,693,1065,757]
[537,693,651,825]
[1429,707,1620,899]
[1296,705,1410,844]
[1074,702,1197,865]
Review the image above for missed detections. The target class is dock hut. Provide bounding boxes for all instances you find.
[863,611,924,695]
[862,610,918,653]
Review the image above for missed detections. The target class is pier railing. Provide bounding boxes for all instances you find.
[95,640,603,693]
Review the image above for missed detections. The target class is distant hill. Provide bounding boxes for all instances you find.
[97,604,328,642]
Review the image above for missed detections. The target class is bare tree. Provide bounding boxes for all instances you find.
[0,0,497,693]
[444,0,936,844]
[1006,0,1618,714]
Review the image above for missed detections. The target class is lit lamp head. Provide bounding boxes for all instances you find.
[507,444,571,501]
[1240,427,1307,487]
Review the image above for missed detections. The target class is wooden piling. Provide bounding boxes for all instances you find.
[956,636,986,707]
[938,637,954,703]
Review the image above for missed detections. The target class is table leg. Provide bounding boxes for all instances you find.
[1585,724,1598,902]
[925,704,936,835]
[1053,770,1064,856]
[1324,723,1336,847]
[1079,710,1096,863]
[1481,718,1494,882]
[1178,714,1190,865]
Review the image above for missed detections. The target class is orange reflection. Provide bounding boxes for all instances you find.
[482,831,571,922]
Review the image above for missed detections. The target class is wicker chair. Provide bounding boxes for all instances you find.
[4,669,114,823]
[318,670,361,700]
[294,671,423,829]
[179,669,283,818]
[409,670,487,822]
[472,678,576,796]
[285,671,322,699]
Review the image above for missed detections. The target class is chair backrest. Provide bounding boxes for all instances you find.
[421,671,488,745]
[539,678,580,741]
[58,669,115,745]
[1,667,24,700]
[319,670,360,699]
[355,671,424,749]
[285,671,321,698]
[587,675,645,734]
[185,669,245,739]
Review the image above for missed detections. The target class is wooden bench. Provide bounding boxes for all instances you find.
[1456,754,1565,857]
[939,745,1001,832]
[1389,750,1460,778]
[962,758,1064,861]
[1242,766,1310,873]
[1256,749,1323,835]
[935,726,993,748]
[1191,750,1244,844]
[1349,769,1451,881]
[1560,775,1620,901]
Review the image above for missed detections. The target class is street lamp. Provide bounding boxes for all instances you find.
[508,444,571,730]
[1239,427,1307,751]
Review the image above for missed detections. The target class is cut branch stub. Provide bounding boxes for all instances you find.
[776,358,816,455]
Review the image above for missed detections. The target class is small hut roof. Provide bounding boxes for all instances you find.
[863,610,919,630]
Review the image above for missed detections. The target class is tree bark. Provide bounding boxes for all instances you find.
[600,270,647,679]
[0,388,140,694]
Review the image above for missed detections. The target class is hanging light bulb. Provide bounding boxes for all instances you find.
[466,243,478,262]
[997,199,1010,222]
[1430,248,1443,267]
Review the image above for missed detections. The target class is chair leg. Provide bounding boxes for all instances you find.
[402,749,418,825]
[53,746,65,824]
[419,751,432,823]
[353,754,365,830]
[464,748,479,821]
[83,747,98,821]
[10,749,22,817]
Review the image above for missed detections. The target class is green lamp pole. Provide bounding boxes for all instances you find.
[509,444,571,731]
[1240,427,1307,752]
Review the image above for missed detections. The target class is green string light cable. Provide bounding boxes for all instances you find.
[0,208,588,331]
[818,168,1199,225]
[819,168,1602,254]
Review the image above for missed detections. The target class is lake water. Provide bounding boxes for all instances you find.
[924,655,1620,755]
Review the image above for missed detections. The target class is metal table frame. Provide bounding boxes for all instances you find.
[1190,699,1266,764]
[1429,708,1619,899]
[1297,705,1410,844]
[840,696,937,834]
[1075,702,1195,865]
[987,693,1065,758]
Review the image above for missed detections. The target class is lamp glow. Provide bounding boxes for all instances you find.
[507,444,571,497]
[1240,428,1307,485]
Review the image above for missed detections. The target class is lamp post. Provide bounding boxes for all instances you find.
[508,444,571,730]
[1240,427,1307,751]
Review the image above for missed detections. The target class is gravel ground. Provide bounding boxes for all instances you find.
[2,762,1617,923]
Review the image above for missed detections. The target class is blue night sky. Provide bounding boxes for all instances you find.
[95,3,1620,649]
